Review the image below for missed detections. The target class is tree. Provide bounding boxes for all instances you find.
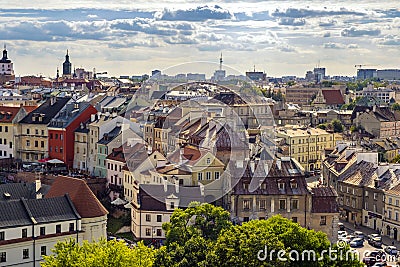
[331,120,344,133]
[41,239,155,267]
[153,202,232,267]
[392,103,400,111]
[208,216,363,267]
[391,154,400,163]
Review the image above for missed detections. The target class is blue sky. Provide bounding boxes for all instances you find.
[1,0,400,77]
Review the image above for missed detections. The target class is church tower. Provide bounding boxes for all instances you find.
[62,49,72,77]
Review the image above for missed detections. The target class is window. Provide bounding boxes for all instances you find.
[55,134,58,139]
[292,217,298,223]
[279,199,286,210]
[146,214,151,222]
[374,193,377,200]
[26,140,30,147]
[396,212,399,221]
[365,202,368,210]
[197,173,203,181]
[145,228,151,236]
[365,191,368,197]
[320,216,327,225]
[243,183,249,190]
[389,197,393,204]
[35,129,38,135]
[22,229,27,238]
[397,199,400,207]
[389,210,392,219]
[35,140,38,147]
[40,227,45,236]
[60,134,63,140]
[41,141,44,148]
[0,252,5,263]
[4,126,7,132]
[291,199,299,210]
[206,158,211,164]
[41,246,46,256]
[170,202,175,209]
[206,172,211,180]
[156,229,162,236]
[50,133,53,139]
[23,248,29,259]
[69,223,74,232]
[259,199,266,210]
[157,215,162,222]
[278,181,285,190]
[56,224,61,233]
[214,172,220,180]
[243,199,251,210]
[27,129,30,134]
[0,231,4,240]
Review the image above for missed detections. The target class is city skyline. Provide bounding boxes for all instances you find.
[1,1,400,77]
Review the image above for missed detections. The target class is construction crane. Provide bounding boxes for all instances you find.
[354,64,379,68]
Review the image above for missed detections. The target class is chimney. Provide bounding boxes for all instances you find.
[374,179,379,188]
[50,97,56,106]
[163,177,168,192]
[175,178,179,194]
[35,179,41,193]
[276,159,282,170]
[250,161,255,173]
[373,105,376,112]
[91,114,96,122]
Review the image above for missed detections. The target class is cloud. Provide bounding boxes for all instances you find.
[272,8,365,18]
[378,35,400,46]
[347,44,359,49]
[319,20,336,27]
[341,27,381,37]
[278,18,306,26]
[323,42,345,49]
[156,5,233,21]
[111,19,179,36]
[323,32,331,37]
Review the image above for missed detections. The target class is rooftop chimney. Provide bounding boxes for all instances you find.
[35,179,41,193]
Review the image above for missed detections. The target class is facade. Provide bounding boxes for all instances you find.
[0,181,82,267]
[131,184,204,240]
[355,84,395,103]
[313,88,345,109]
[353,105,400,138]
[0,106,31,159]
[383,184,400,242]
[17,97,71,162]
[230,157,339,241]
[285,85,319,106]
[73,123,90,171]
[48,102,97,168]
[87,114,125,175]
[276,126,342,171]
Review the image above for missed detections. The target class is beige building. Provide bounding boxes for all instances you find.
[73,123,89,171]
[277,126,342,171]
[383,184,400,241]
[17,97,71,162]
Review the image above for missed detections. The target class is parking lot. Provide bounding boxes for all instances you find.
[340,227,399,266]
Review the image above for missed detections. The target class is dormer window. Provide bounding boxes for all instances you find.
[290,179,298,189]
[243,183,249,190]
[278,179,285,190]
[260,183,266,190]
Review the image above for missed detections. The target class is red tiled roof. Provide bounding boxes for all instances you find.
[23,106,38,113]
[0,106,21,122]
[321,89,345,105]
[46,176,108,218]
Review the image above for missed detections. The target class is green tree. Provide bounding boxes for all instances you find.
[41,239,154,267]
[391,155,400,163]
[153,202,232,267]
[392,103,400,111]
[208,216,363,267]
[331,120,344,133]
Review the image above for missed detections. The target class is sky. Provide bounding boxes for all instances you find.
[1,0,400,78]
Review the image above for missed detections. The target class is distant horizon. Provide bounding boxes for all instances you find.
[1,1,399,78]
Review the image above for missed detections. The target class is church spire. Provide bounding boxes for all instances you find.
[219,53,223,71]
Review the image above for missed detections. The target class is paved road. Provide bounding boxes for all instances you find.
[344,228,399,266]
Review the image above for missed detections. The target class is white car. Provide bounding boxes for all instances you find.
[338,230,347,238]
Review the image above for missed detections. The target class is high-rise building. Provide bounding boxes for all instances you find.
[357,69,377,80]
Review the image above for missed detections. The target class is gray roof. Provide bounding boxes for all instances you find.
[0,183,50,201]
[139,184,204,211]
[0,195,81,229]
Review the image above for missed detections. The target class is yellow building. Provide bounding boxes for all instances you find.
[276,126,342,171]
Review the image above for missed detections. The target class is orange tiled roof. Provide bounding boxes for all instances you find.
[46,176,108,218]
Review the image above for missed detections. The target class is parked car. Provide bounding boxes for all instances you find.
[353,231,365,240]
[368,237,383,248]
[338,230,347,238]
[341,235,355,243]
[349,238,364,247]
[363,251,385,266]
[367,234,381,241]
[371,263,389,267]
[384,245,398,255]
[338,222,345,231]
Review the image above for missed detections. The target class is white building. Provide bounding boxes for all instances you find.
[131,183,205,240]
[0,183,82,267]
[355,84,395,103]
